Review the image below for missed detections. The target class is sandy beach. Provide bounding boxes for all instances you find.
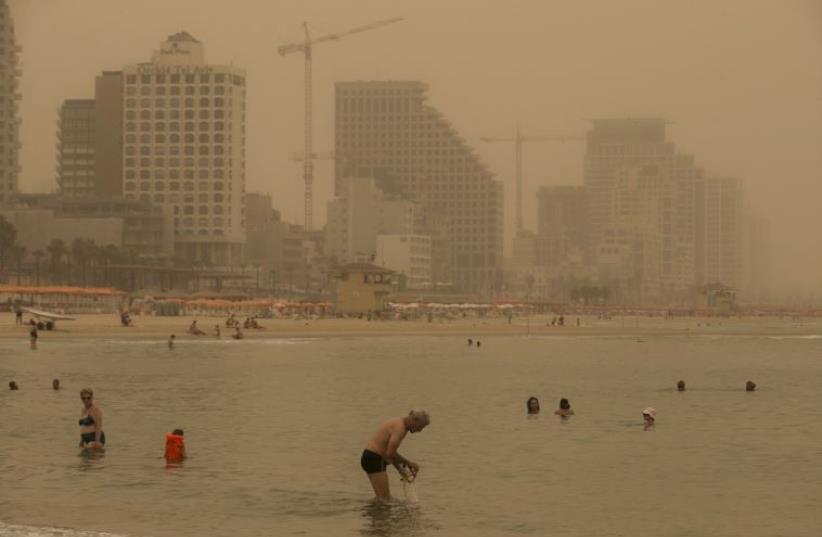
[3,312,819,341]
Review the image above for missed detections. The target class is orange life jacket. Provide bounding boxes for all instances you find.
[164,432,186,461]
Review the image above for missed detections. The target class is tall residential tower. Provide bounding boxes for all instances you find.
[122,32,246,265]
[335,81,503,294]
[0,0,21,204]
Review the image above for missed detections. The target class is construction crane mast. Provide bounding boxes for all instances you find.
[278,16,404,231]
[481,125,582,235]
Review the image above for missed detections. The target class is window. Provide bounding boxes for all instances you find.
[199,97,210,107]
[184,98,194,108]
[199,109,210,119]
[170,86,180,96]
[184,133,195,143]
[214,97,224,107]
[140,134,150,144]
[198,169,209,179]
[126,74,137,84]
[126,134,136,143]
[169,182,180,191]
[198,146,209,155]
[155,110,165,120]
[140,86,151,96]
[125,181,136,191]
[185,110,195,120]
[199,85,210,95]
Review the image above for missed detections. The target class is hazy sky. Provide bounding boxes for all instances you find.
[9,0,822,296]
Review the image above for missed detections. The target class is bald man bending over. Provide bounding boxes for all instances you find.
[361,410,430,500]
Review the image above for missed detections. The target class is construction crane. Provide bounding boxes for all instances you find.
[277,16,404,231]
[481,125,582,235]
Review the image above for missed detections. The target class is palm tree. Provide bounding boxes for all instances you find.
[11,244,26,285]
[47,239,67,284]
[32,249,44,287]
[0,215,17,277]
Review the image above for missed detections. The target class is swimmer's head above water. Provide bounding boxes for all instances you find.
[677,380,686,391]
[526,396,540,414]
[745,380,756,392]
[405,409,430,433]
[9,380,18,390]
[53,379,60,390]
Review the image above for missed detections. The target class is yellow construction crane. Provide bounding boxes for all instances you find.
[481,125,582,235]
[278,16,404,231]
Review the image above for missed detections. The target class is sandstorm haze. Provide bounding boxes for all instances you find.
[8,0,822,300]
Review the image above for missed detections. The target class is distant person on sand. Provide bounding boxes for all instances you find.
[745,380,757,392]
[554,398,574,417]
[164,428,187,463]
[52,379,61,390]
[15,305,23,325]
[232,326,243,340]
[29,324,38,350]
[677,380,686,392]
[188,320,205,335]
[79,388,105,449]
[476,340,481,348]
[9,380,18,390]
[361,410,429,500]
[214,325,221,338]
[467,338,473,346]
[526,396,540,414]
[642,407,656,430]
[168,334,175,349]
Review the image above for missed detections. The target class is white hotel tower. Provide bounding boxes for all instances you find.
[122,32,246,265]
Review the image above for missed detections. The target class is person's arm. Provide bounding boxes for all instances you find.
[92,407,103,447]
[385,430,418,477]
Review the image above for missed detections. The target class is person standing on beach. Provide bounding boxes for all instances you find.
[168,334,175,349]
[361,410,429,500]
[29,324,38,350]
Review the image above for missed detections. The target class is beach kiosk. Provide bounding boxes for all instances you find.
[333,263,395,315]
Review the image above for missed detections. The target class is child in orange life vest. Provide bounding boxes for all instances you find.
[164,428,187,462]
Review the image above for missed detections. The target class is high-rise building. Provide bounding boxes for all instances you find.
[0,0,21,204]
[94,71,124,197]
[584,119,698,300]
[535,186,588,266]
[335,81,503,294]
[122,32,246,266]
[56,100,96,198]
[695,176,743,290]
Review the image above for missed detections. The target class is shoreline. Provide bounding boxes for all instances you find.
[2,313,820,341]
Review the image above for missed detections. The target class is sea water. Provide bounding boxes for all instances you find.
[1,326,821,536]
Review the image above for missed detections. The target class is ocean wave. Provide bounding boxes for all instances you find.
[766,335,822,340]
[0,522,132,537]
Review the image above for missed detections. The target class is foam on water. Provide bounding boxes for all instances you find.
[0,522,131,537]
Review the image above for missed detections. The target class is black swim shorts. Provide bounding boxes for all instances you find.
[360,449,386,474]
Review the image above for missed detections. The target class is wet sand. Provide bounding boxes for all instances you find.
[1,312,818,340]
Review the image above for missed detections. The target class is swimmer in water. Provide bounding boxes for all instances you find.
[9,380,18,390]
[53,379,61,390]
[79,388,105,449]
[467,338,473,346]
[677,380,686,392]
[642,407,656,430]
[745,380,756,392]
[361,410,429,500]
[554,398,574,417]
[476,340,481,348]
[164,428,187,463]
[526,396,540,414]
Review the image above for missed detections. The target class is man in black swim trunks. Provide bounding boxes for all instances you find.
[361,410,429,500]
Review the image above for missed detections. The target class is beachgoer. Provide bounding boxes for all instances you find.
[188,320,205,335]
[15,306,23,325]
[52,379,60,390]
[164,428,187,462]
[467,338,473,346]
[79,388,105,449]
[476,340,481,348]
[168,334,175,349]
[677,380,686,392]
[554,398,574,417]
[9,380,18,390]
[29,325,38,350]
[526,396,540,414]
[745,380,756,392]
[232,326,243,340]
[361,410,430,500]
[642,407,656,429]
